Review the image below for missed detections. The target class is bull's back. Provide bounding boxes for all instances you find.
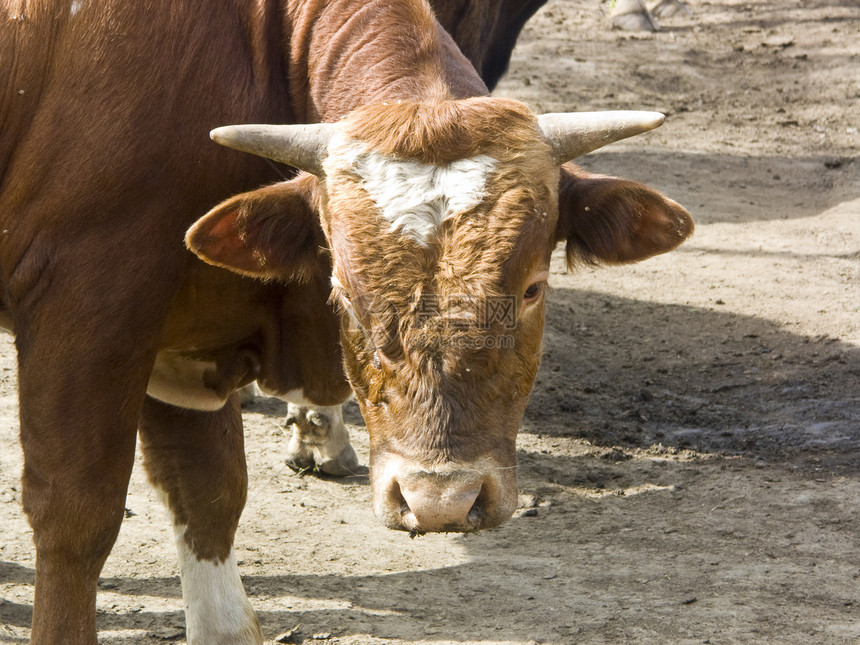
[0,3,56,189]
[0,0,290,325]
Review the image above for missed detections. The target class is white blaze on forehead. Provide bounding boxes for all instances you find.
[340,140,497,245]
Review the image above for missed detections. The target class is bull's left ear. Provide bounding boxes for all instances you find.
[555,163,694,266]
[186,173,327,281]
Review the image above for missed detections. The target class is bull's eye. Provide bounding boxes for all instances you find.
[523,282,544,304]
[523,270,550,306]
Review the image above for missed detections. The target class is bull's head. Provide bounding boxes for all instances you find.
[187,98,692,533]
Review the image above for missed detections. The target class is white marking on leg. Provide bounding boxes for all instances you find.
[154,488,261,645]
[174,532,262,645]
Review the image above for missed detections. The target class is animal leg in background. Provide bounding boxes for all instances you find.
[649,0,692,19]
[283,402,360,476]
[611,0,660,31]
[237,385,359,477]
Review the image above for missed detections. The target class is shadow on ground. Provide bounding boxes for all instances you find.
[528,288,859,468]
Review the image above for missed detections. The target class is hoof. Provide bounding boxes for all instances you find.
[315,443,360,477]
[649,0,692,18]
[283,403,360,477]
[611,0,660,31]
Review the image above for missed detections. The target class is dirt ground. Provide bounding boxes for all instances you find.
[1,0,859,643]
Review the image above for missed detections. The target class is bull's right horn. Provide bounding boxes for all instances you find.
[538,111,665,164]
[210,123,335,176]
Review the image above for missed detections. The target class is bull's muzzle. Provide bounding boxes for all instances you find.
[373,456,517,533]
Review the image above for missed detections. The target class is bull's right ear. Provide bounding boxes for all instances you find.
[186,173,327,282]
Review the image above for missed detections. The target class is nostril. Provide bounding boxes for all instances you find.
[466,485,488,527]
[401,478,485,532]
[389,480,420,531]
[376,460,515,533]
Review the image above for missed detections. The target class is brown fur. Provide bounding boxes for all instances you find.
[185,174,327,282]
[1,0,691,641]
[139,397,248,562]
[344,97,544,163]
[556,163,694,266]
[314,98,559,525]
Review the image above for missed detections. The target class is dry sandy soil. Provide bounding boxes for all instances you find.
[1,0,859,643]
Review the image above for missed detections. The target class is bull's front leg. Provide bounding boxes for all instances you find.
[283,402,360,477]
[19,345,140,645]
[12,251,171,644]
[139,396,262,645]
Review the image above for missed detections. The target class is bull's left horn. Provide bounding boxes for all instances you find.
[538,111,665,164]
[210,123,335,176]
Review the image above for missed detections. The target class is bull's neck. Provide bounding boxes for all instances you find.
[284,0,488,124]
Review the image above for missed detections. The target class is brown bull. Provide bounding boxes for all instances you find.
[0,0,692,642]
